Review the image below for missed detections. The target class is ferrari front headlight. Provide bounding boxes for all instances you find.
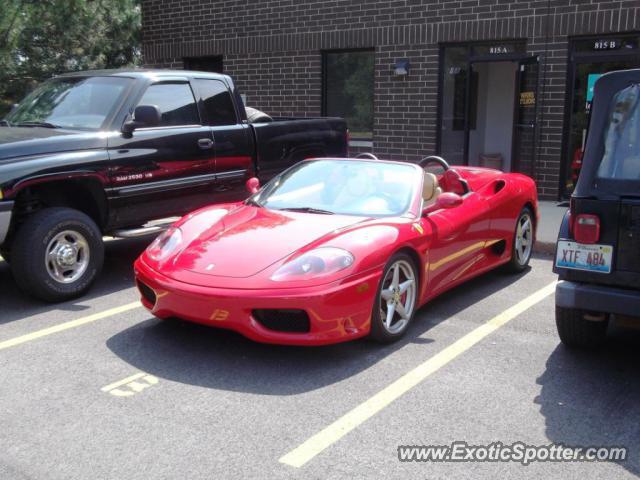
[146,226,182,261]
[271,247,354,281]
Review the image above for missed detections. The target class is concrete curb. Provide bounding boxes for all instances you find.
[534,241,556,255]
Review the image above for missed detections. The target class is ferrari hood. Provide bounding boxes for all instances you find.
[175,205,366,278]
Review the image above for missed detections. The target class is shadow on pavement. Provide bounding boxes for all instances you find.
[536,325,640,477]
[106,266,533,396]
[0,237,150,324]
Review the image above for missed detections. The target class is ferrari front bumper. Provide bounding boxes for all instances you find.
[134,257,382,346]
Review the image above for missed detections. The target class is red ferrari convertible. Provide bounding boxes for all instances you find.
[134,155,537,345]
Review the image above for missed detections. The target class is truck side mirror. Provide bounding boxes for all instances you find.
[122,105,162,134]
[246,177,260,194]
[422,192,463,216]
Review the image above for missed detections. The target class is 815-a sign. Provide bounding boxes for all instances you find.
[489,46,510,54]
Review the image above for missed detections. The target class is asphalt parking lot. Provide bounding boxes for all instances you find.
[0,239,638,480]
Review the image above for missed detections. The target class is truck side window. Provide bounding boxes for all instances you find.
[137,82,200,127]
[598,83,640,179]
[193,79,237,126]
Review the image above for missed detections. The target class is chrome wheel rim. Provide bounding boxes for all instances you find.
[515,213,533,266]
[46,230,90,284]
[379,259,416,334]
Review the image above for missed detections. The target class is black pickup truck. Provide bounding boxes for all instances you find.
[0,70,347,301]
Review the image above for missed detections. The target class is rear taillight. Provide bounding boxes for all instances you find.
[573,214,600,244]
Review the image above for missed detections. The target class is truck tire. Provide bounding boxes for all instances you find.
[555,306,608,348]
[11,207,104,302]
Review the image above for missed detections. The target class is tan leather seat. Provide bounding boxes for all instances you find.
[422,172,442,207]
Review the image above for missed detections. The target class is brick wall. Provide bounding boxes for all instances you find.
[142,0,640,199]
[225,51,322,117]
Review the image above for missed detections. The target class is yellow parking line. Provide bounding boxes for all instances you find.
[279,281,557,468]
[0,302,141,351]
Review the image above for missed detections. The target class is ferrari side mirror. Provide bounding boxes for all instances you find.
[246,177,260,194]
[422,192,463,216]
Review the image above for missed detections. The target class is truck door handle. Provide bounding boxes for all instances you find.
[198,138,214,149]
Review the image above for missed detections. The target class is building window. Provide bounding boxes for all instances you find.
[184,56,224,73]
[323,49,374,141]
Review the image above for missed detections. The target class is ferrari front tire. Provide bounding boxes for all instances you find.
[369,253,418,343]
[504,207,534,273]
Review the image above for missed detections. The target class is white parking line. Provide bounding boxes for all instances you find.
[279,281,557,468]
[101,372,148,392]
[101,372,159,397]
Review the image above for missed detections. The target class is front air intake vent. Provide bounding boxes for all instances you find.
[252,309,311,333]
[137,281,157,307]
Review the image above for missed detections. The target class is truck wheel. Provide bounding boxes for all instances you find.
[503,207,534,273]
[11,207,104,302]
[555,306,608,348]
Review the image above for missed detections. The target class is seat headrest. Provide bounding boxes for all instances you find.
[423,172,439,201]
[442,168,466,195]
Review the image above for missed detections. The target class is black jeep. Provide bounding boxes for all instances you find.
[554,69,640,348]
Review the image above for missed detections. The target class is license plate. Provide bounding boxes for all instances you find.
[555,241,613,274]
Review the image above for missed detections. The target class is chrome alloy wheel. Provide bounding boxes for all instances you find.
[45,230,90,284]
[514,212,533,266]
[379,259,417,334]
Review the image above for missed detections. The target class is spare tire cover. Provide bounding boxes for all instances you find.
[245,106,273,123]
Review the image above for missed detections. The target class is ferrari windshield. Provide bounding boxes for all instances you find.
[255,159,419,217]
[5,76,132,130]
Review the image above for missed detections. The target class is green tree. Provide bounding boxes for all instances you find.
[0,0,141,116]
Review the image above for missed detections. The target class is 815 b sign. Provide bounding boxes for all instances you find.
[593,39,621,50]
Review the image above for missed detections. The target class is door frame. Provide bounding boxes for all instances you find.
[511,55,540,175]
[435,38,532,169]
[463,56,525,170]
[559,36,640,199]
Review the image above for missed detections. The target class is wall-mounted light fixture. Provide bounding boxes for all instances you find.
[394,59,410,76]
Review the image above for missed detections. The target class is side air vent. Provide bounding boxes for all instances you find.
[491,239,507,255]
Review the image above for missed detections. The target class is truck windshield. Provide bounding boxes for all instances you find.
[5,76,132,130]
[255,159,418,217]
[597,83,640,180]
